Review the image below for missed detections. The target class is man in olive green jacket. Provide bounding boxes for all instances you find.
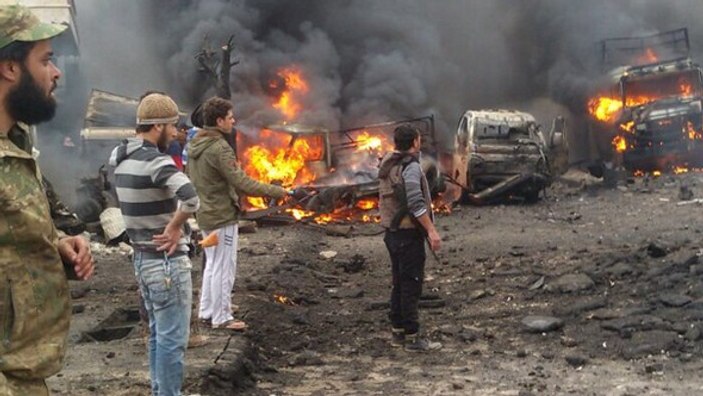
[187,96,286,330]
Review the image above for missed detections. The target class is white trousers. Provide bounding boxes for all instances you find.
[198,223,238,326]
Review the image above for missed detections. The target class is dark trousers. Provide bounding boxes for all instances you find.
[384,229,426,335]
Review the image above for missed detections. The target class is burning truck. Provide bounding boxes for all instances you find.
[586,28,703,178]
[78,83,443,226]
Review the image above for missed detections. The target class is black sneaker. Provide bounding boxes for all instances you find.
[391,328,405,347]
[404,334,442,352]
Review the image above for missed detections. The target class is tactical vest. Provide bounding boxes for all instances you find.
[378,153,433,231]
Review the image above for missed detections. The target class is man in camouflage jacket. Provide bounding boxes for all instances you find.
[0,5,94,395]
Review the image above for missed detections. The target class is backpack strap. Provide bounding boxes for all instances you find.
[389,155,423,232]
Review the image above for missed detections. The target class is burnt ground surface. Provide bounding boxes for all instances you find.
[48,170,703,395]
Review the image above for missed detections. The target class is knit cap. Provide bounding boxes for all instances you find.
[136,93,179,125]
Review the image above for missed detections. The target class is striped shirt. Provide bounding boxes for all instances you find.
[402,159,433,220]
[109,138,200,254]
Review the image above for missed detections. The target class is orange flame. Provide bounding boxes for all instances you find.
[431,200,452,214]
[355,198,377,210]
[286,208,315,220]
[273,294,296,305]
[619,121,635,134]
[589,79,696,123]
[354,131,394,153]
[243,129,322,187]
[642,48,658,64]
[241,64,404,223]
[686,121,702,140]
[272,67,309,120]
[612,135,627,153]
[242,129,323,209]
[588,97,623,123]
[674,166,689,174]
[248,197,267,209]
[314,213,333,224]
[680,83,693,97]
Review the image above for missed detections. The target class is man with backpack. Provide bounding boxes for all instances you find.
[378,124,442,352]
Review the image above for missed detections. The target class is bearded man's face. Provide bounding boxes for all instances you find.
[157,123,177,152]
[6,62,57,125]
[5,40,60,125]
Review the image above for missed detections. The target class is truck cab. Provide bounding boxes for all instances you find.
[586,28,703,175]
[617,58,703,171]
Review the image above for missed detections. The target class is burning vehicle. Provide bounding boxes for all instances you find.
[441,109,567,204]
[78,85,441,226]
[238,116,444,223]
[586,28,703,177]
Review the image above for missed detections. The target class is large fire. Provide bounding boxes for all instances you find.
[239,65,394,223]
[588,97,623,123]
[271,67,309,120]
[242,128,323,210]
[588,79,696,123]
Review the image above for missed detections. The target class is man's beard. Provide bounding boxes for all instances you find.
[6,65,57,125]
[157,128,171,152]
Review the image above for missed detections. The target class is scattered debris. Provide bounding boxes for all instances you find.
[521,316,564,333]
[647,242,669,258]
[545,273,595,293]
[565,355,588,368]
[679,185,694,201]
[319,250,338,260]
[337,254,366,273]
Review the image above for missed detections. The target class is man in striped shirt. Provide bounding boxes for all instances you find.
[109,92,199,396]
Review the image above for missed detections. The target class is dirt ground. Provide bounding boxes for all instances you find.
[47,170,703,395]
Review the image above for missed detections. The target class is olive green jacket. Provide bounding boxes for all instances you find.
[0,124,71,395]
[187,128,286,231]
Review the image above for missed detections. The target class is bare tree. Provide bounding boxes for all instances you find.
[195,34,239,99]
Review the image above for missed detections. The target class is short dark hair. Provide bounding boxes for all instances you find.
[190,102,203,128]
[202,97,233,127]
[393,124,420,151]
[135,124,153,133]
[139,90,165,101]
[0,41,35,63]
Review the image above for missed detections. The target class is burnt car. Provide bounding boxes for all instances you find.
[586,28,703,177]
[240,116,445,216]
[442,109,567,204]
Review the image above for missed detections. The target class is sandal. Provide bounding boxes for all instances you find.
[212,320,247,331]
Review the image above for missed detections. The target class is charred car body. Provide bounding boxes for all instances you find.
[244,117,446,216]
[442,109,567,204]
[586,28,703,176]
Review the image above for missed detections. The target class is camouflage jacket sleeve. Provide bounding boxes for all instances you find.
[214,140,286,199]
[0,124,70,381]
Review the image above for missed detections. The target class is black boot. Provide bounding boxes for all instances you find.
[404,333,442,352]
[391,328,405,347]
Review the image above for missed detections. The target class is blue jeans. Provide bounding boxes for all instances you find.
[134,252,192,396]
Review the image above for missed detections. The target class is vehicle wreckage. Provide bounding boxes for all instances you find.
[72,88,569,236]
[440,109,568,204]
[586,28,703,178]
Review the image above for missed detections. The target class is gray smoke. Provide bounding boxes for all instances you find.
[38,0,703,199]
